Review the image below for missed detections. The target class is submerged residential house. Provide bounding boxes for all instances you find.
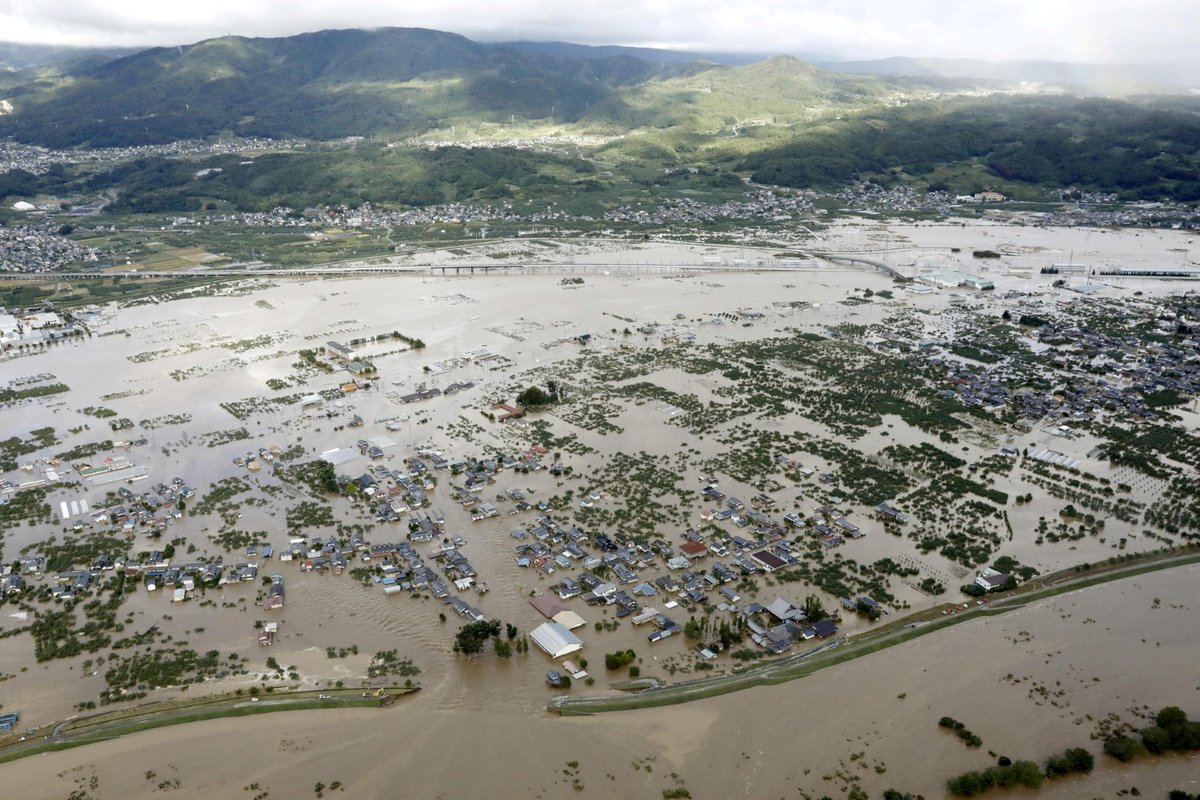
[876,502,910,523]
[1,573,24,596]
[326,341,355,362]
[974,570,1013,592]
[265,576,285,610]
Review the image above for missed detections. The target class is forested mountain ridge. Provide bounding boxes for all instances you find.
[0,27,695,147]
[1,26,1198,206]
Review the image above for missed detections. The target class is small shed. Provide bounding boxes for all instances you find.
[562,659,588,679]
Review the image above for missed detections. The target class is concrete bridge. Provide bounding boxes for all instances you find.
[812,253,909,281]
[0,256,906,282]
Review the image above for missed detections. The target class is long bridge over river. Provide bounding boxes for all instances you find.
[0,253,912,282]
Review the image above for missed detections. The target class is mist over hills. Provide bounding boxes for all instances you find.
[822,56,1200,94]
[0,42,139,72]
[1,26,1198,207]
[494,40,767,66]
[0,41,141,94]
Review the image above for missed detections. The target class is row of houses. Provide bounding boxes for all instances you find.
[6,552,266,603]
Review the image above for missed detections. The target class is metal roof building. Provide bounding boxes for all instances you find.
[530,622,583,658]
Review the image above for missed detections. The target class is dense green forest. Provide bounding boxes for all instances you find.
[1,143,753,215]
[88,146,598,212]
[7,92,1198,213]
[0,28,678,147]
[739,96,1200,201]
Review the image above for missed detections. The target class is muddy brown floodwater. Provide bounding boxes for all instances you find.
[1,226,1198,797]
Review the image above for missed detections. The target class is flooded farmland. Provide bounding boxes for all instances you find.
[2,223,1199,798]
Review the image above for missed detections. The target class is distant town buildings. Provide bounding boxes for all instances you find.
[0,222,102,272]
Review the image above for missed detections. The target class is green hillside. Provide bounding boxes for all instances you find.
[2,27,1199,206]
[0,28,679,146]
[584,57,899,133]
[92,145,599,211]
[738,95,1200,201]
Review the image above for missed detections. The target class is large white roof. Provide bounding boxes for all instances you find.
[530,621,583,658]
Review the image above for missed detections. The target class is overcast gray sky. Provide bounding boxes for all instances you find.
[1,0,1197,64]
